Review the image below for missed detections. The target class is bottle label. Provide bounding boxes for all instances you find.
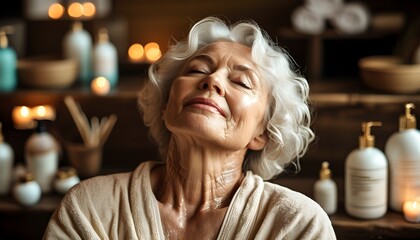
[26,151,58,193]
[346,166,387,208]
[391,159,420,207]
[93,56,116,76]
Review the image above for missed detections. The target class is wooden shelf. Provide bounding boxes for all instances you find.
[309,81,420,106]
[278,27,400,81]
[278,28,401,40]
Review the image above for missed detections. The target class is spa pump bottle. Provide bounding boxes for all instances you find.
[314,161,337,215]
[0,122,14,194]
[0,28,17,92]
[25,120,59,193]
[385,103,420,212]
[92,28,118,88]
[345,121,388,219]
[63,21,92,86]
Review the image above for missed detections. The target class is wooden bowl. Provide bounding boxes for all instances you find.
[18,56,78,89]
[359,56,420,94]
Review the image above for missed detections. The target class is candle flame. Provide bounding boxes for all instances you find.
[32,105,56,120]
[91,76,111,95]
[20,106,31,117]
[96,76,108,87]
[12,105,55,129]
[35,106,46,117]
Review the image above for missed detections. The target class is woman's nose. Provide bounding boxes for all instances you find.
[198,72,225,95]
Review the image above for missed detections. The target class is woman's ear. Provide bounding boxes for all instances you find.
[247,131,268,151]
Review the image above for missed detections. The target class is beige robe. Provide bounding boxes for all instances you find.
[43,161,336,239]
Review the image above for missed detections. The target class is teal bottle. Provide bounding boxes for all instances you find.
[0,30,17,92]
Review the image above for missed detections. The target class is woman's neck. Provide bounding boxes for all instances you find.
[150,137,247,239]
[154,138,246,214]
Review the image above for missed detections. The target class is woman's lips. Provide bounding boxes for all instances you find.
[184,98,226,117]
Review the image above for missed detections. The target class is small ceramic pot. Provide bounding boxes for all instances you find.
[13,173,42,206]
[54,167,80,194]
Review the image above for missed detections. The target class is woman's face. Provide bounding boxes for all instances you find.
[163,41,269,151]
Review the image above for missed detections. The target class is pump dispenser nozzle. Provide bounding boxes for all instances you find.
[35,119,48,133]
[359,121,382,148]
[97,28,109,43]
[72,21,83,31]
[399,103,416,131]
[0,26,14,49]
[0,31,7,49]
[319,161,331,180]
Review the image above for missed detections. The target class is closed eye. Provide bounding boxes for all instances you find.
[234,81,252,89]
[188,69,207,74]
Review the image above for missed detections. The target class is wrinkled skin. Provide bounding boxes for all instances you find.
[150,42,269,239]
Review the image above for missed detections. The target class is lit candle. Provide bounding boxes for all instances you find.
[12,106,34,129]
[403,199,420,223]
[91,76,110,95]
[32,105,56,121]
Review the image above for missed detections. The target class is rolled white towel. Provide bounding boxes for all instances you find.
[305,0,344,19]
[291,5,326,35]
[330,3,371,35]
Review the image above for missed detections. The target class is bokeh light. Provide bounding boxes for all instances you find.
[128,43,145,62]
[82,2,96,17]
[144,42,161,62]
[68,2,84,18]
[48,3,65,19]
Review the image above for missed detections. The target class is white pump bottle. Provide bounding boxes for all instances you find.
[314,161,337,215]
[63,21,92,86]
[385,103,420,212]
[0,122,14,194]
[345,121,388,219]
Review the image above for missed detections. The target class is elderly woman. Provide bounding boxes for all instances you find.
[44,16,336,239]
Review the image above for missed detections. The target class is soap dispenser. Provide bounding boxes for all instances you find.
[25,120,59,193]
[0,122,14,194]
[0,27,17,92]
[314,161,337,215]
[63,21,92,87]
[92,28,118,88]
[345,121,388,219]
[385,103,420,212]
